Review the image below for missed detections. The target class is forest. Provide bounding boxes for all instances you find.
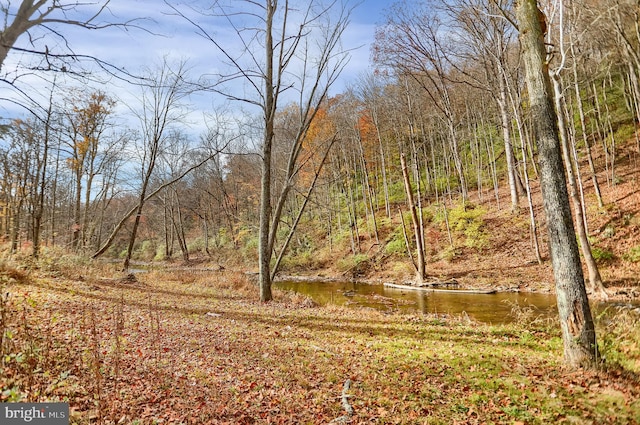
[1,0,640,423]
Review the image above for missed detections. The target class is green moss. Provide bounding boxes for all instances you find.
[623,245,640,263]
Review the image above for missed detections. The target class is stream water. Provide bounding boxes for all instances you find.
[126,265,637,325]
[274,279,636,325]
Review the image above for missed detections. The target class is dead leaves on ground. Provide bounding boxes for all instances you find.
[1,270,639,424]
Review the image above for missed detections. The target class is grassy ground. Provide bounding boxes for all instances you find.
[1,253,639,424]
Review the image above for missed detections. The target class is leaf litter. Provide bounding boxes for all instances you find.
[0,268,639,424]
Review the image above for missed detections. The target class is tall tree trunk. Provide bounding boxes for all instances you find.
[515,109,543,264]
[32,102,52,258]
[258,0,276,302]
[271,138,334,280]
[478,109,500,208]
[600,78,617,186]
[163,194,171,259]
[123,202,144,271]
[569,45,603,207]
[347,174,361,253]
[10,200,22,253]
[72,171,82,250]
[49,138,61,247]
[400,153,425,283]
[497,84,521,213]
[82,169,95,248]
[172,190,189,261]
[447,118,468,202]
[358,136,379,244]
[516,0,597,368]
[552,74,607,299]
[372,110,391,218]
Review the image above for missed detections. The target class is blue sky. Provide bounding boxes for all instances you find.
[107,0,391,91]
[1,0,392,127]
[341,0,390,87]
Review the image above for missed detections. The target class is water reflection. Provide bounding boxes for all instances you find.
[275,279,558,324]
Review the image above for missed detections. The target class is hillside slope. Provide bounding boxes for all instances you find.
[272,137,640,301]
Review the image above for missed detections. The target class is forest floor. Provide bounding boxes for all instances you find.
[1,261,639,424]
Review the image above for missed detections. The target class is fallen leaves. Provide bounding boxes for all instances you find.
[1,269,639,424]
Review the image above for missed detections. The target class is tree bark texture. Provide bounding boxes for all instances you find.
[515,0,597,368]
[551,75,607,299]
[258,0,276,302]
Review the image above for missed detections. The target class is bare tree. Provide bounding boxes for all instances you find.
[171,0,353,301]
[400,153,426,283]
[88,60,192,268]
[353,73,394,219]
[157,130,194,261]
[0,1,122,71]
[61,89,119,250]
[374,1,468,201]
[2,118,37,253]
[29,80,57,258]
[543,0,607,298]
[120,61,191,271]
[444,0,524,213]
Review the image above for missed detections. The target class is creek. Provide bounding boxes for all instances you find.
[274,279,638,325]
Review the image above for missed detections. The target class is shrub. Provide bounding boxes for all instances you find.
[136,240,156,261]
[153,245,167,261]
[601,224,616,239]
[385,218,411,257]
[597,307,640,373]
[447,203,489,249]
[387,180,407,205]
[187,237,205,254]
[33,247,93,275]
[279,250,316,271]
[385,236,407,256]
[0,259,29,285]
[438,245,460,262]
[623,245,640,263]
[336,254,369,274]
[591,246,614,263]
[242,236,259,261]
[212,227,231,248]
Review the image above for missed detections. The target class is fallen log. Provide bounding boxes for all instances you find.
[384,282,497,294]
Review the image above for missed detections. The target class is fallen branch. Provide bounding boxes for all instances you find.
[384,282,497,294]
[330,379,354,424]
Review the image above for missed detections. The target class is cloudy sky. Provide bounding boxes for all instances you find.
[113,0,391,95]
[0,0,392,127]
[111,0,390,90]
